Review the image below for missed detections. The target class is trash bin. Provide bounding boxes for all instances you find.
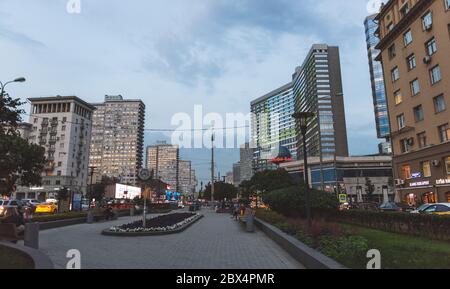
[246,215,255,232]
[24,222,40,249]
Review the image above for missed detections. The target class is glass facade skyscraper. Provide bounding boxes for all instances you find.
[251,83,297,172]
[292,44,349,160]
[365,14,391,147]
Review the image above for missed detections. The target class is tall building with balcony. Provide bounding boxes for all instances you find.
[146,143,179,191]
[89,95,145,185]
[365,14,392,154]
[17,96,95,201]
[375,0,450,204]
[179,160,196,194]
[292,44,349,161]
[251,83,297,172]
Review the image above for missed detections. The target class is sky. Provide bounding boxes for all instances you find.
[0,0,385,186]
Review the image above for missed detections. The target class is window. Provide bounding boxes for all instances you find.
[57,162,62,167]
[410,79,420,96]
[57,171,62,176]
[417,132,427,148]
[403,30,413,46]
[430,65,442,84]
[439,124,450,143]
[422,161,432,177]
[33,118,38,124]
[387,22,394,32]
[414,105,424,122]
[426,38,437,55]
[391,66,400,82]
[434,94,446,113]
[407,54,416,70]
[400,4,410,17]
[388,44,396,59]
[397,114,406,130]
[422,11,433,30]
[446,0,450,10]
[394,90,403,105]
[446,157,450,175]
[62,125,66,131]
[60,143,65,149]
[401,165,412,178]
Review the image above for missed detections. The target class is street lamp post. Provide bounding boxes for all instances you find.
[0,77,26,98]
[292,112,315,228]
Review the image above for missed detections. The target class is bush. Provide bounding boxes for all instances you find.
[329,209,450,241]
[263,186,339,217]
[31,212,87,223]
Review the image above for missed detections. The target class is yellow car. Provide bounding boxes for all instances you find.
[418,203,450,215]
[35,202,58,214]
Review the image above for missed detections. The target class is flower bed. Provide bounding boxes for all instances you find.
[102,213,202,236]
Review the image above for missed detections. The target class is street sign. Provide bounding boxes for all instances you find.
[138,169,151,181]
[339,194,348,204]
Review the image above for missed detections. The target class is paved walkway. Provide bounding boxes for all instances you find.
[36,209,304,269]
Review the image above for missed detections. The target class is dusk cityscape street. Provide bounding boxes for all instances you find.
[1,0,450,280]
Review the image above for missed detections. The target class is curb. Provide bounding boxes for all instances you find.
[255,218,347,269]
[101,215,204,237]
[0,241,54,269]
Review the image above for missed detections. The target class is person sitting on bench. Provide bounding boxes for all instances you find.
[0,208,25,236]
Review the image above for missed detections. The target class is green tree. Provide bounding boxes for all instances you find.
[203,181,237,201]
[365,177,375,202]
[0,91,46,196]
[245,169,297,198]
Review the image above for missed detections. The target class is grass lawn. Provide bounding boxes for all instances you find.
[0,245,34,269]
[341,224,450,269]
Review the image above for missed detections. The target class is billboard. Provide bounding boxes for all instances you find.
[115,184,141,200]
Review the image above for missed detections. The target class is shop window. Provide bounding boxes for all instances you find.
[422,192,437,204]
[447,192,450,203]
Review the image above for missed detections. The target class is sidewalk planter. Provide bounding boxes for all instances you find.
[102,213,203,237]
[0,241,54,269]
[255,218,346,269]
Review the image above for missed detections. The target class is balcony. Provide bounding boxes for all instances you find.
[51,120,58,127]
[40,129,48,135]
[50,130,57,135]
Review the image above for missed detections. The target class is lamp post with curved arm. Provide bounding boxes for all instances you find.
[0,77,26,98]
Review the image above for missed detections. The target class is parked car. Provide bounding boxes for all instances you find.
[410,203,434,214]
[35,202,58,214]
[379,202,415,213]
[22,199,42,211]
[349,202,379,211]
[415,203,450,215]
[189,201,201,212]
[0,200,26,216]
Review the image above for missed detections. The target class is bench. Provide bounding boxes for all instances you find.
[0,224,24,243]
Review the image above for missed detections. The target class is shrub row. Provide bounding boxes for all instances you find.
[326,209,450,241]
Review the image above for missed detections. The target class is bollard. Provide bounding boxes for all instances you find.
[130,207,135,216]
[246,215,255,233]
[87,210,94,224]
[24,223,40,249]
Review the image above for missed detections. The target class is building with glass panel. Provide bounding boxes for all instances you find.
[365,14,392,154]
[251,83,297,172]
[292,44,349,160]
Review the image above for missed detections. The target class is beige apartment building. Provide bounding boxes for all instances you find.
[89,95,145,185]
[376,0,450,205]
[146,143,179,191]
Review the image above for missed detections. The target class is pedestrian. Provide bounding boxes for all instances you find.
[0,208,25,236]
[233,203,240,221]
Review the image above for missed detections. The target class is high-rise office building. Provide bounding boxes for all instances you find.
[239,142,254,181]
[179,160,196,194]
[16,96,95,201]
[375,0,450,204]
[233,162,241,186]
[365,14,392,154]
[146,143,179,191]
[251,83,297,172]
[292,44,349,160]
[89,95,145,185]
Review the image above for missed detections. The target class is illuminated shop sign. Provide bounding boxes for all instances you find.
[436,179,450,185]
[410,172,422,179]
[409,181,430,187]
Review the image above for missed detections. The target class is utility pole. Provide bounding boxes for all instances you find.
[211,131,215,203]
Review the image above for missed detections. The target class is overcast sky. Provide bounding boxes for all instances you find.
[0,0,385,185]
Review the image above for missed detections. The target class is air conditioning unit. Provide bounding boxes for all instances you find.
[432,160,441,167]
[395,179,405,186]
[423,56,432,64]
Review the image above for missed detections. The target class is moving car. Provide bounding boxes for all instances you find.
[35,202,58,214]
[416,203,450,215]
[379,202,415,213]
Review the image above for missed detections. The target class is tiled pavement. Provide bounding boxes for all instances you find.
[37,209,304,269]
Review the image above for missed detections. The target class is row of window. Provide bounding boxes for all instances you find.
[396,94,446,129]
[401,156,450,180]
[400,123,450,153]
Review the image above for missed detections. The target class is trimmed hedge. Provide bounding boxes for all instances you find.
[327,210,450,241]
[31,212,87,223]
[263,186,339,217]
